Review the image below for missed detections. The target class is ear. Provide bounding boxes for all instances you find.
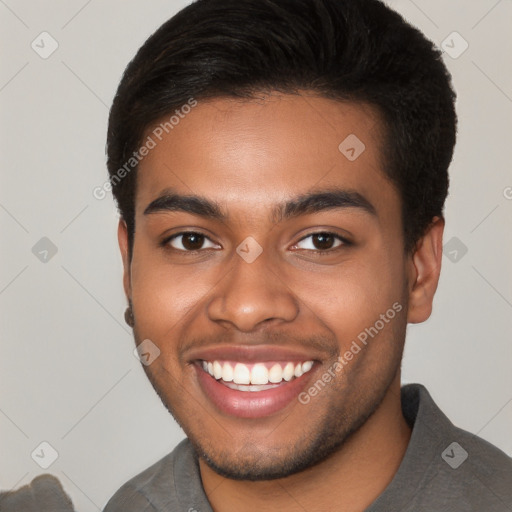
[406,216,444,324]
[117,218,132,301]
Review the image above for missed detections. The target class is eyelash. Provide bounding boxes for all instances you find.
[292,232,351,252]
[162,231,219,252]
[161,231,351,253]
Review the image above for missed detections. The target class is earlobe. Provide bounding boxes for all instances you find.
[406,216,445,324]
[117,219,132,300]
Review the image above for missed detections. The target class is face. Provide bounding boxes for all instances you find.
[119,93,426,480]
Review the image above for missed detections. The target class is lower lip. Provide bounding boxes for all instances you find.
[194,364,315,418]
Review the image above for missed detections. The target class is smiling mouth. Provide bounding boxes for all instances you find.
[199,359,315,391]
[187,344,321,418]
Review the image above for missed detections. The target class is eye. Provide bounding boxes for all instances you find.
[292,232,347,251]
[166,232,219,251]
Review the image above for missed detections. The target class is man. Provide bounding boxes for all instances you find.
[103,0,512,510]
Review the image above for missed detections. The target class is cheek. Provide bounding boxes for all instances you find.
[129,252,221,338]
[285,251,406,346]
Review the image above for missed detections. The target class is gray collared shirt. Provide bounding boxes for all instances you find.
[103,384,512,511]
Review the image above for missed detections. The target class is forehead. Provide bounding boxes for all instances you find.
[135,93,398,219]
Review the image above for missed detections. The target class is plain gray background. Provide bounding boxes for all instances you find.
[1,1,511,510]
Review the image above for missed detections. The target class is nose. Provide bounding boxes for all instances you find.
[206,251,299,332]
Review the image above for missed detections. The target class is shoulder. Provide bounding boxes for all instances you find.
[402,384,512,510]
[102,439,197,512]
[417,423,512,511]
[444,419,512,505]
[410,384,512,476]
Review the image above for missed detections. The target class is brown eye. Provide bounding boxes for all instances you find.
[293,232,346,251]
[168,232,218,251]
[312,233,336,250]
[182,233,205,250]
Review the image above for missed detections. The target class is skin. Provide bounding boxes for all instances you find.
[118,92,444,511]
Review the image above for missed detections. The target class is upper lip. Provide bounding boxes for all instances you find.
[186,344,322,364]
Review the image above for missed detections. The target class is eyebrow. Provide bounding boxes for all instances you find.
[143,187,377,222]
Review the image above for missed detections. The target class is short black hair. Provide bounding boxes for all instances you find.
[106,0,457,257]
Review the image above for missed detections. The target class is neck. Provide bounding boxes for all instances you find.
[199,375,411,512]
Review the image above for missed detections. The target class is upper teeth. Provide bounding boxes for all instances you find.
[201,360,314,385]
